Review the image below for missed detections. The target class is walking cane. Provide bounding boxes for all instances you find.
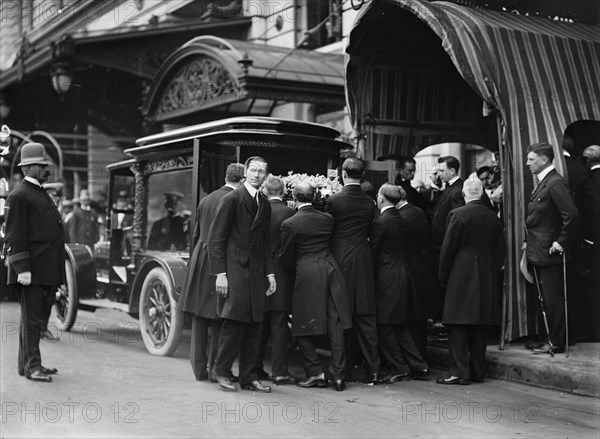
[532,266,555,357]
[563,252,569,358]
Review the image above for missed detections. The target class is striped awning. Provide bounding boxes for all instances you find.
[346,0,600,343]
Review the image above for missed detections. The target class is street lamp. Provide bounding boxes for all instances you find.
[50,62,72,94]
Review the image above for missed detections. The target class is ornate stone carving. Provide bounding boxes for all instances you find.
[144,155,193,174]
[130,163,146,255]
[155,57,241,117]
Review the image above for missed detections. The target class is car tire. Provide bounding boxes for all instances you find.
[139,267,183,356]
[53,258,78,331]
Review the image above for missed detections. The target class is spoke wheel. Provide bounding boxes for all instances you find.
[139,267,183,356]
[53,258,78,331]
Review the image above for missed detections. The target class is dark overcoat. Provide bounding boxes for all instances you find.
[397,177,427,211]
[326,184,377,315]
[207,185,273,324]
[5,180,66,286]
[439,201,505,325]
[178,186,232,318]
[67,206,99,246]
[397,202,433,321]
[431,178,464,250]
[147,213,187,251]
[279,206,352,336]
[525,169,578,266]
[370,207,415,325]
[265,199,295,312]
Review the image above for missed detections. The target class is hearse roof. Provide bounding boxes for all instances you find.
[125,116,346,157]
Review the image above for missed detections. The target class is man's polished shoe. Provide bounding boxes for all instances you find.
[332,379,345,391]
[212,373,237,392]
[361,372,380,385]
[382,372,410,384]
[410,369,430,381]
[27,370,52,383]
[41,330,59,342]
[209,371,239,383]
[273,375,297,385]
[532,344,564,355]
[41,366,58,375]
[229,373,239,383]
[242,380,272,393]
[436,375,469,385]
[297,374,328,388]
[525,341,545,350]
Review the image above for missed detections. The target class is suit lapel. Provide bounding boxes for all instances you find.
[251,192,266,231]
[530,170,553,200]
[241,185,255,215]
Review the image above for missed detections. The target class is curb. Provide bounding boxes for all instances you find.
[427,344,599,398]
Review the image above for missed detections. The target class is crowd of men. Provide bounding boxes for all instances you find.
[4,140,599,385]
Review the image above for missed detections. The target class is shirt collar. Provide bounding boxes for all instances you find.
[344,182,361,186]
[447,176,460,186]
[397,201,408,210]
[269,196,282,202]
[380,205,395,214]
[225,183,237,190]
[297,202,312,210]
[591,164,600,171]
[243,181,258,198]
[24,176,42,187]
[563,150,571,157]
[537,164,555,182]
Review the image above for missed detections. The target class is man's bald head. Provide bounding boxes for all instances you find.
[293,181,315,203]
[463,178,483,202]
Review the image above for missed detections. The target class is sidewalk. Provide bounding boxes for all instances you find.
[427,338,600,398]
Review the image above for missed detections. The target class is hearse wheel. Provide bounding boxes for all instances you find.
[139,267,183,356]
[53,258,78,331]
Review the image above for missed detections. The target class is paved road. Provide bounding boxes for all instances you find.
[1,302,598,438]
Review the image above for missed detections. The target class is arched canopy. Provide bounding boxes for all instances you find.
[346,0,600,343]
[144,36,345,123]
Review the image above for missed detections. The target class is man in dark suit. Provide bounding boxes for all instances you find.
[396,187,433,361]
[326,158,381,384]
[254,176,296,385]
[437,179,505,385]
[280,182,352,391]
[395,156,426,211]
[5,143,65,382]
[525,142,579,355]
[67,189,100,247]
[430,156,464,319]
[147,191,188,251]
[208,156,275,392]
[578,145,600,340]
[178,163,244,381]
[371,184,429,384]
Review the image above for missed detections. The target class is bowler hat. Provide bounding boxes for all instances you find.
[18,143,51,166]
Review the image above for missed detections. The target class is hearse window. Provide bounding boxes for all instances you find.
[146,169,192,252]
[110,172,135,257]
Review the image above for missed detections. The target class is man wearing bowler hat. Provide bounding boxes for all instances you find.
[5,143,66,382]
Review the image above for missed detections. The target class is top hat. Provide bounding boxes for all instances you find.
[18,143,51,166]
